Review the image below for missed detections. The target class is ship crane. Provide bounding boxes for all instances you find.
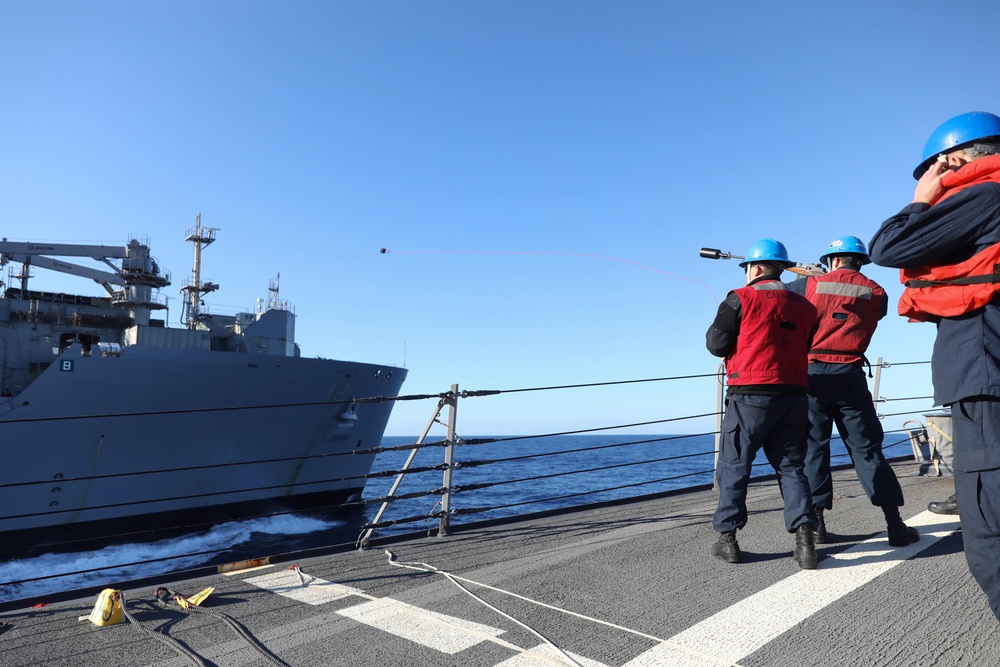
[0,237,171,326]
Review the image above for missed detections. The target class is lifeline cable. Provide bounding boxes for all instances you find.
[383,551,744,667]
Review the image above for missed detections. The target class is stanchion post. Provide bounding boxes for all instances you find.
[714,363,724,490]
[871,356,884,416]
[357,397,444,550]
[438,383,459,537]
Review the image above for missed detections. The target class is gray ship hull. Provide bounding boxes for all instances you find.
[0,346,406,555]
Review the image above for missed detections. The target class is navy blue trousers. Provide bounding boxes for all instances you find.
[713,393,815,534]
[952,397,1000,620]
[803,365,904,510]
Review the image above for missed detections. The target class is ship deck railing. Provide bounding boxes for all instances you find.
[0,354,943,607]
[355,355,940,547]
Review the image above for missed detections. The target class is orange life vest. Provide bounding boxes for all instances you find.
[898,155,1000,322]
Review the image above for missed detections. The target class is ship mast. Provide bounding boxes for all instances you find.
[180,213,219,329]
[267,273,280,311]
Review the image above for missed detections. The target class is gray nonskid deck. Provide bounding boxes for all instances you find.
[2,460,995,667]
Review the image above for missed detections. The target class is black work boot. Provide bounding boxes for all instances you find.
[711,531,741,564]
[882,506,920,546]
[928,493,959,515]
[886,516,920,546]
[813,506,828,544]
[793,523,818,570]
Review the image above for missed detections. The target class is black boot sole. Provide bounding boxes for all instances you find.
[887,526,920,547]
[711,544,741,564]
[793,547,817,569]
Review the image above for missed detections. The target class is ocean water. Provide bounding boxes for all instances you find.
[361,433,722,535]
[0,431,907,605]
[359,431,910,536]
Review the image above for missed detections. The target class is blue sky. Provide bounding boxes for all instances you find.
[1,2,996,436]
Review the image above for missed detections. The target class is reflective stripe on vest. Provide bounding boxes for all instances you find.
[805,271,882,364]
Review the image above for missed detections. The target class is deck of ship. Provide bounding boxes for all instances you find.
[2,458,995,667]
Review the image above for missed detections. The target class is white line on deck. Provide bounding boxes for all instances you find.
[627,511,961,667]
[338,598,506,654]
[244,569,365,605]
[493,643,610,667]
[244,567,508,654]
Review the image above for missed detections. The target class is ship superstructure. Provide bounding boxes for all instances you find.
[0,218,406,554]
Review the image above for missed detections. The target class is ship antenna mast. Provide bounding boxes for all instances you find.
[267,272,280,311]
[180,213,220,329]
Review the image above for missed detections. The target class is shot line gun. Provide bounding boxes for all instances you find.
[699,247,826,277]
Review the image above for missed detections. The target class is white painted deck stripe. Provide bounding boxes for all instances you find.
[493,643,611,667]
[244,566,509,654]
[244,569,365,605]
[627,511,962,667]
[337,598,506,654]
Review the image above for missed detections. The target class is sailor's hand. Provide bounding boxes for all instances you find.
[912,161,948,205]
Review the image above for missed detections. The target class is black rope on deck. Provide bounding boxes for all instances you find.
[120,592,207,667]
[154,588,290,667]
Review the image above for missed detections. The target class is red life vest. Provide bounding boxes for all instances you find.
[805,269,883,364]
[898,155,1000,322]
[726,280,816,387]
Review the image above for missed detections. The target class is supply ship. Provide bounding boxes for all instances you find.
[0,217,406,555]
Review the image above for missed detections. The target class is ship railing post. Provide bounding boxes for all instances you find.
[871,356,884,416]
[357,395,445,550]
[438,383,458,537]
[714,363,724,490]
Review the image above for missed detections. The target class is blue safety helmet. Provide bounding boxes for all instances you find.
[739,238,795,268]
[820,236,870,266]
[913,111,1000,179]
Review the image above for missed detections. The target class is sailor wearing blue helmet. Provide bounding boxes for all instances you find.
[870,111,1000,619]
[786,236,919,548]
[706,238,820,569]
